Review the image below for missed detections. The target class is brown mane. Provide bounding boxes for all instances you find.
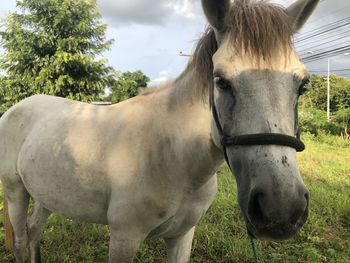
[178,0,294,101]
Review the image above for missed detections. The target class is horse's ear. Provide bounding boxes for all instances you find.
[201,0,230,31]
[286,0,320,32]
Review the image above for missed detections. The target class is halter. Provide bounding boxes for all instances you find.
[209,83,305,263]
[209,85,305,168]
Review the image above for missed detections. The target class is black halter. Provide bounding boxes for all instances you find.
[209,85,305,171]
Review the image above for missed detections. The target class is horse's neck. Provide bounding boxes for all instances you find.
[170,67,209,108]
[161,68,223,185]
[170,68,211,124]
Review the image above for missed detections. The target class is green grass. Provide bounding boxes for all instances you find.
[1,134,349,262]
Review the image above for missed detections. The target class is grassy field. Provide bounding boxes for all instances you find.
[0,134,349,262]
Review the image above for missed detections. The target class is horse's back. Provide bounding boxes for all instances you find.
[0,95,80,137]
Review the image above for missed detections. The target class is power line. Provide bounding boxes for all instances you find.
[291,14,350,63]
[296,27,350,50]
[302,45,350,63]
[295,17,350,43]
[295,1,350,31]
[310,68,350,73]
[302,39,350,55]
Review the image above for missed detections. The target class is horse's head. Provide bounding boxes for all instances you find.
[203,0,319,241]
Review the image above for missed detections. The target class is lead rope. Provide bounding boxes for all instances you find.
[248,230,259,263]
[224,144,260,263]
[224,143,260,263]
[223,138,260,263]
[210,87,260,263]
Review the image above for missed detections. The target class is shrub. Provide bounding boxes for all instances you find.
[299,107,349,137]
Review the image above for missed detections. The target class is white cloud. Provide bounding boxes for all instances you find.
[97,0,171,26]
[97,0,201,27]
[150,76,170,85]
[168,0,201,20]
[159,70,170,76]
[149,70,172,86]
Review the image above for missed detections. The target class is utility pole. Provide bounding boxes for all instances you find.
[306,51,349,122]
[327,58,330,122]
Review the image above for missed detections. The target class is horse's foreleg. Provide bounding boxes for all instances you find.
[108,227,145,263]
[5,183,30,263]
[27,202,51,263]
[164,227,195,263]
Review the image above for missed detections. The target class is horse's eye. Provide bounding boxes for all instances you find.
[298,78,310,96]
[214,76,231,90]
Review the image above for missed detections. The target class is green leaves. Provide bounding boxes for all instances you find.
[107,70,150,103]
[0,0,116,113]
[305,75,350,112]
[300,74,350,136]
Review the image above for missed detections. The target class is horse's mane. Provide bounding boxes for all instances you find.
[178,0,294,102]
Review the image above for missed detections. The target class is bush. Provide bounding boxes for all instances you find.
[305,75,350,111]
[299,107,349,137]
[334,107,350,133]
[299,74,350,138]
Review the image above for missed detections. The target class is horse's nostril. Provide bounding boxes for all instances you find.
[302,191,310,221]
[304,191,309,203]
[290,210,301,225]
[290,190,309,225]
[248,191,265,223]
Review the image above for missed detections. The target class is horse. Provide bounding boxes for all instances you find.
[0,0,319,262]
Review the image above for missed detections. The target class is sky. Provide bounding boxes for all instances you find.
[1,0,350,84]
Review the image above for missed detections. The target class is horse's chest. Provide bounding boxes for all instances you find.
[148,176,217,239]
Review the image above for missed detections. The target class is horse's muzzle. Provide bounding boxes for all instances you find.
[245,186,309,241]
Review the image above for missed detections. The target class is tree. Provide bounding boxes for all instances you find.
[304,75,350,112]
[0,0,115,114]
[108,70,150,103]
[299,74,350,136]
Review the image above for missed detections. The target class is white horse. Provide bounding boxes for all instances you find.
[0,0,319,262]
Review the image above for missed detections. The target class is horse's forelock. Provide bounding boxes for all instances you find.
[183,0,294,102]
[226,0,293,61]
